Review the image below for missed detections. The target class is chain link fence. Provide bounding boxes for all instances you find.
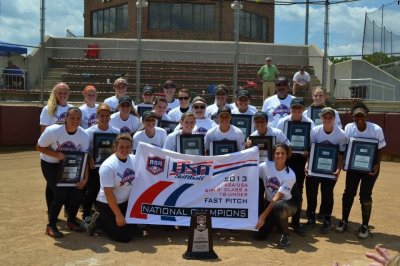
[1,0,399,106]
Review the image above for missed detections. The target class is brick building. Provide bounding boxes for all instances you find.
[84,0,275,43]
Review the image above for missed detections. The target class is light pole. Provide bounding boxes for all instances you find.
[136,0,148,103]
[40,0,45,105]
[231,1,242,94]
[322,0,329,89]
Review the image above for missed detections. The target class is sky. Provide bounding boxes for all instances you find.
[0,0,399,57]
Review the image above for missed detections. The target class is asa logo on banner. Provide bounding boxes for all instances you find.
[125,142,259,231]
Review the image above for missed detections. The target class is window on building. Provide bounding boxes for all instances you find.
[92,4,128,36]
[149,2,214,31]
[240,11,268,41]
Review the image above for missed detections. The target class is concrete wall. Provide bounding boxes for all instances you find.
[334,59,400,100]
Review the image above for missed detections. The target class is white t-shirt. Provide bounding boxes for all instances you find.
[261,95,294,128]
[194,118,217,134]
[250,125,291,146]
[310,125,348,152]
[39,104,73,126]
[205,103,229,120]
[168,106,192,122]
[276,114,315,133]
[167,98,179,114]
[104,96,135,113]
[259,161,295,202]
[133,127,168,152]
[232,107,257,115]
[344,121,386,149]
[204,125,245,152]
[79,103,99,129]
[97,154,136,204]
[304,107,342,128]
[293,71,311,84]
[110,112,140,135]
[85,125,120,156]
[37,124,89,163]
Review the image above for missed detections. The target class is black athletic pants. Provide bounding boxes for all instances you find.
[288,154,307,224]
[306,175,337,222]
[96,201,137,243]
[41,160,83,227]
[82,168,101,218]
[341,170,379,226]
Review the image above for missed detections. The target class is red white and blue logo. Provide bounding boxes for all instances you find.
[117,168,135,186]
[56,141,78,152]
[56,112,66,124]
[169,161,212,180]
[272,104,290,118]
[147,156,165,175]
[266,176,280,193]
[120,126,132,134]
[87,113,97,127]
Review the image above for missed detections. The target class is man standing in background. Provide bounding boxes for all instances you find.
[257,57,279,101]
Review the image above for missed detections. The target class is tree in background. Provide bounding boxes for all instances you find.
[362,52,399,66]
[329,56,352,64]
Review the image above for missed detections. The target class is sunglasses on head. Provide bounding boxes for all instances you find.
[193,105,206,109]
[179,96,190,101]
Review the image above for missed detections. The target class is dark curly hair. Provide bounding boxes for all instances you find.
[350,101,369,115]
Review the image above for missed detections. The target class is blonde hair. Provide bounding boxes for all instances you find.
[47,83,69,116]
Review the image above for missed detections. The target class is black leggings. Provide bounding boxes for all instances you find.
[255,199,297,239]
[96,201,137,243]
[82,168,101,218]
[306,175,337,222]
[289,154,307,224]
[341,170,379,226]
[40,160,83,226]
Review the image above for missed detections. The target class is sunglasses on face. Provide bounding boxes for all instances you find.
[193,105,206,109]
[179,97,190,101]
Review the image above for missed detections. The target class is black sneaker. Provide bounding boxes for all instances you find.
[66,221,84,233]
[358,225,372,239]
[335,220,348,233]
[87,211,100,236]
[304,219,316,230]
[277,233,293,249]
[292,223,307,236]
[321,221,332,234]
[46,225,64,238]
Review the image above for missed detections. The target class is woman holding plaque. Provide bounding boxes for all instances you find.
[39,82,74,214]
[335,102,386,239]
[83,104,120,226]
[79,85,99,129]
[303,86,342,128]
[87,134,137,242]
[109,96,140,136]
[163,112,197,152]
[133,111,167,153]
[255,143,298,248]
[37,107,90,238]
[305,107,348,234]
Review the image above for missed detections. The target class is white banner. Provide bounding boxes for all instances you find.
[126,142,259,231]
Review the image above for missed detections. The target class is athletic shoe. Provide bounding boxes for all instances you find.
[358,225,372,239]
[335,220,348,233]
[277,233,293,249]
[45,225,64,238]
[82,216,92,229]
[66,221,84,233]
[292,223,307,236]
[87,211,100,236]
[304,219,316,230]
[321,221,332,234]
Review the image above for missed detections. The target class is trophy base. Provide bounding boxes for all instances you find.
[182,251,218,260]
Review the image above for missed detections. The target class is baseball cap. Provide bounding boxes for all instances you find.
[275,76,289,86]
[217,106,231,116]
[163,80,176,89]
[321,107,335,117]
[352,107,367,116]
[253,111,268,121]
[118,96,132,105]
[191,96,207,105]
[215,85,228,95]
[142,86,154,94]
[290,98,305,108]
[265,57,272,61]
[237,89,250,99]
[114,78,127,86]
[142,110,157,120]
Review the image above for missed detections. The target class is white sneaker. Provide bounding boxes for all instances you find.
[358,225,371,239]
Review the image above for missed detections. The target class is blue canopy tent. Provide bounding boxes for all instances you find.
[0,42,27,56]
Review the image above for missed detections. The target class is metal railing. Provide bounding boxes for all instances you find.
[0,68,27,91]
[334,78,396,101]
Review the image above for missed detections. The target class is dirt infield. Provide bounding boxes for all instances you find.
[0,150,399,266]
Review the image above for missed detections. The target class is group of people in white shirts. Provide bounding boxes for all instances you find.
[36,76,386,249]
